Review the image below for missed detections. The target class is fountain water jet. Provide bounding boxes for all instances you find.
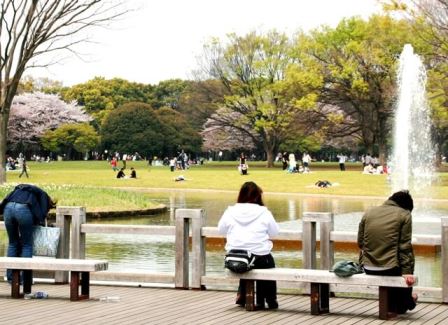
[389,44,435,196]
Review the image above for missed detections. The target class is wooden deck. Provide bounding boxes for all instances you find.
[0,283,447,324]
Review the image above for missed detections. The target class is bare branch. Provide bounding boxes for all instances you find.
[0,0,130,183]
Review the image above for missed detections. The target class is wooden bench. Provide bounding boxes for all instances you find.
[226,268,417,320]
[0,257,108,301]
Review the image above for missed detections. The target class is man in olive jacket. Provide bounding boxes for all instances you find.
[358,190,417,315]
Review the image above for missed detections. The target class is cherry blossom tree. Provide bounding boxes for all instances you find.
[201,107,257,151]
[8,92,91,154]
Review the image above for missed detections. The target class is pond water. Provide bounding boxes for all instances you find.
[80,190,447,288]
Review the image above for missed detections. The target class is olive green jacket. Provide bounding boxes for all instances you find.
[357,200,415,274]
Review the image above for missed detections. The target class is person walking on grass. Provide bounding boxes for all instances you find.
[302,152,312,173]
[337,153,347,171]
[19,159,29,178]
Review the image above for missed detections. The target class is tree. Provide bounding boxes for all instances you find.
[386,1,448,162]
[427,64,448,163]
[62,77,154,123]
[100,102,202,157]
[288,15,427,163]
[101,102,163,156]
[18,76,65,94]
[415,0,448,161]
[178,80,227,130]
[155,107,203,156]
[0,0,125,182]
[386,0,448,58]
[201,107,257,152]
[152,79,189,109]
[8,92,91,155]
[200,31,304,167]
[41,123,99,159]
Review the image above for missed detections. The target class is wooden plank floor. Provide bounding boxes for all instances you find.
[0,282,446,324]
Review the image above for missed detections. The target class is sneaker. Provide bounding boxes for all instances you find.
[235,294,245,307]
[267,301,279,309]
[387,312,398,319]
[409,293,418,311]
[255,304,265,310]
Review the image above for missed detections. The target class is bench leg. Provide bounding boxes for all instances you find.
[11,270,32,298]
[81,272,90,298]
[245,280,255,311]
[11,270,21,298]
[379,286,396,320]
[70,271,90,301]
[310,283,330,315]
[70,271,80,301]
[23,270,32,294]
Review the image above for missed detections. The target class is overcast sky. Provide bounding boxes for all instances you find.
[29,0,383,86]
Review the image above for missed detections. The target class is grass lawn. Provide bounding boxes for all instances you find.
[2,160,447,212]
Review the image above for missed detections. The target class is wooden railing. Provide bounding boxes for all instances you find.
[7,206,445,303]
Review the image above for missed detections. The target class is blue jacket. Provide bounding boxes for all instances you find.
[0,184,52,224]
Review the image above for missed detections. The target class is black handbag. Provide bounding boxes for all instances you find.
[224,249,256,273]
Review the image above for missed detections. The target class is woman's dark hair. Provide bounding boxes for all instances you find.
[389,190,414,212]
[237,181,264,206]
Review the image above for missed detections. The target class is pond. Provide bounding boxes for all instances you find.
[80,190,447,288]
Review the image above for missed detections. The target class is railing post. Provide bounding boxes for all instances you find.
[175,209,190,289]
[191,209,206,290]
[55,206,72,283]
[70,207,86,259]
[303,212,333,270]
[319,213,334,270]
[442,217,448,303]
[302,213,317,269]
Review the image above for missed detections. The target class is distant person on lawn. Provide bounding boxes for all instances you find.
[116,168,126,179]
[19,159,29,178]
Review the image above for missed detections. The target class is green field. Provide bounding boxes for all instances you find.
[2,160,447,212]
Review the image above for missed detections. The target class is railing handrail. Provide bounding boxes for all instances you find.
[0,221,441,245]
[202,226,441,246]
[80,224,176,236]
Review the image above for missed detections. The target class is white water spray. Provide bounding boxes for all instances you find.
[389,44,435,195]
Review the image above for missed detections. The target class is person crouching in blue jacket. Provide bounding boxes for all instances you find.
[0,184,56,283]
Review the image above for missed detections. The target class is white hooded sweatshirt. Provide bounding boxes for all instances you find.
[218,203,279,256]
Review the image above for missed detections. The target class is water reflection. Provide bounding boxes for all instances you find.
[88,234,175,272]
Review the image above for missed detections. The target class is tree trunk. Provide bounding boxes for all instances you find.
[378,142,387,166]
[377,113,390,166]
[434,131,445,168]
[266,149,274,167]
[361,127,375,156]
[263,139,276,168]
[0,112,8,183]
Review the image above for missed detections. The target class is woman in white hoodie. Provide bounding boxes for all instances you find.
[218,181,280,309]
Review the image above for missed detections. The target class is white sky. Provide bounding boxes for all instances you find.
[29,0,383,86]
